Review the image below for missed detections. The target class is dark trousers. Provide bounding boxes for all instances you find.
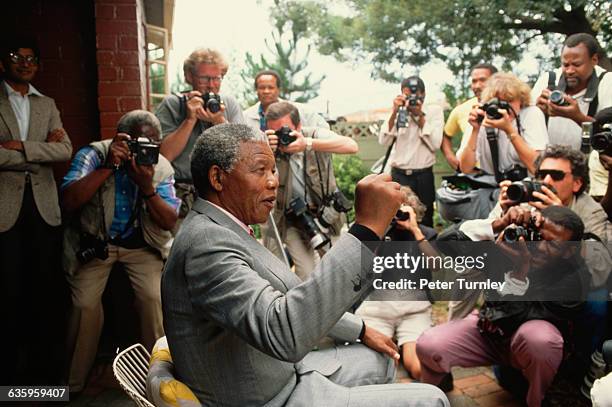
[391,167,435,227]
[0,184,68,385]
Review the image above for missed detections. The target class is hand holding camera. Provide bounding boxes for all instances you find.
[492,205,541,236]
[107,133,131,169]
[180,91,226,124]
[547,91,582,122]
[478,98,515,134]
[277,126,305,154]
[394,205,419,234]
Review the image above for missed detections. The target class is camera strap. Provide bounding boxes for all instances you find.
[486,128,503,183]
[587,71,608,118]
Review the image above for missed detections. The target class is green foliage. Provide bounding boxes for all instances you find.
[239,0,326,106]
[332,154,370,220]
[280,0,612,87]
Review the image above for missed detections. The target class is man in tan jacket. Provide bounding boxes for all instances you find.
[0,37,72,385]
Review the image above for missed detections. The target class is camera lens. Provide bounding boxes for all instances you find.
[549,90,566,106]
[506,182,527,202]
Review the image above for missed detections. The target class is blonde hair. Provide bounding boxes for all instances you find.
[183,48,229,76]
[480,72,532,108]
[400,186,426,223]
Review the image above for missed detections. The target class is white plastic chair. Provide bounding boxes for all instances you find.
[112,343,155,407]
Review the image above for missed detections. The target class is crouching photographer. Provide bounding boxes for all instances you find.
[61,110,180,392]
[263,101,358,280]
[418,206,589,407]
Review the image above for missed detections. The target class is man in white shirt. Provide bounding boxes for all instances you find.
[379,76,444,226]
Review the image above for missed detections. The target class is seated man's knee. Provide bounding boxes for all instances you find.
[512,320,563,358]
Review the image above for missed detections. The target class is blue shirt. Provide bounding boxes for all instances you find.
[62,146,181,239]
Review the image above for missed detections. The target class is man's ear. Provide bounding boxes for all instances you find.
[208,165,224,192]
[592,53,599,67]
[572,176,584,194]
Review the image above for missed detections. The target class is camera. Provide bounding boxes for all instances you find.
[478,98,511,122]
[76,233,109,264]
[395,207,410,221]
[503,224,541,242]
[549,90,569,106]
[396,106,409,128]
[127,139,160,166]
[286,197,330,251]
[591,123,612,153]
[318,189,353,230]
[506,178,556,203]
[275,125,297,147]
[202,92,222,113]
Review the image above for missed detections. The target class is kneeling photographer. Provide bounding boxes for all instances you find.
[458,72,548,182]
[263,101,358,280]
[61,110,180,392]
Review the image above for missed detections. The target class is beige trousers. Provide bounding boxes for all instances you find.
[65,245,164,391]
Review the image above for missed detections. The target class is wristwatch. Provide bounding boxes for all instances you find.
[305,137,313,152]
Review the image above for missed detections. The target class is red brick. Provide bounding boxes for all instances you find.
[96,0,137,4]
[116,5,136,20]
[119,35,138,50]
[99,97,119,111]
[96,20,137,36]
[97,50,115,65]
[120,66,141,81]
[97,35,117,50]
[98,81,142,97]
[116,51,139,66]
[119,97,143,111]
[95,4,115,19]
[98,66,117,81]
[100,112,124,127]
[454,374,492,390]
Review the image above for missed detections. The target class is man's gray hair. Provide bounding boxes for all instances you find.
[116,110,162,139]
[191,123,266,196]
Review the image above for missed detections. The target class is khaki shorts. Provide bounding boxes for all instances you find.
[356,301,433,346]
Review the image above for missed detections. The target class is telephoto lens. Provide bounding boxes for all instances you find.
[549,90,569,106]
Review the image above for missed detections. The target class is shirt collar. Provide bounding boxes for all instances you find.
[205,200,254,236]
[3,80,43,97]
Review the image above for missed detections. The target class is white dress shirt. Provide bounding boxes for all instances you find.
[3,80,43,141]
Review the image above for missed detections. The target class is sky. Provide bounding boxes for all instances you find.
[168,0,547,118]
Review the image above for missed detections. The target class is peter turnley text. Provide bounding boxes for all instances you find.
[373,278,505,291]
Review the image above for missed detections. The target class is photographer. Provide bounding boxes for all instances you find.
[417,206,588,407]
[155,48,244,228]
[264,101,358,280]
[356,186,436,380]
[379,76,444,227]
[458,72,548,180]
[531,33,611,151]
[590,107,612,211]
[61,110,180,393]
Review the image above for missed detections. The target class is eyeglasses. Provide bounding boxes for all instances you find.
[8,52,38,65]
[195,75,223,84]
[535,169,568,181]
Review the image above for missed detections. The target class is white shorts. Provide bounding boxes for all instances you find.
[356,301,433,346]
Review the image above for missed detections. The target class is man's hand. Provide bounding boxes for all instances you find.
[0,140,24,151]
[46,128,66,143]
[491,206,541,235]
[408,99,425,128]
[535,89,551,114]
[361,324,400,363]
[265,129,278,153]
[392,95,406,113]
[468,105,484,130]
[529,185,563,210]
[127,158,155,195]
[183,90,204,122]
[107,133,131,168]
[495,231,531,281]
[279,130,306,154]
[395,206,420,235]
[195,101,226,125]
[548,94,586,123]
[354,174,403,238]
[498,180,517,213]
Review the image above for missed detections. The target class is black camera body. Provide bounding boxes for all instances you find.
[286,197,330,250]
[202,92,222,113]
[478,98,511,122]
[76,233,109,264]
[395,208,410,221]
[506,177,556,203]
[127,139,160,166]
[318,189,352,230]
[503,223,541,242]
[275,125,297,146]
[591,124,612,153]
[549,90,569,106]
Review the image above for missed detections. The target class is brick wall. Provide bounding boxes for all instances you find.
[95,0,148,139]
[2,0,100,154]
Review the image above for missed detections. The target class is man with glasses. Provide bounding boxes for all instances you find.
[155,48,245,226]
[0,37,72,385]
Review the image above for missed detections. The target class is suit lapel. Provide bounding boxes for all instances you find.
[0,85,21,140]
[27,95,43,141]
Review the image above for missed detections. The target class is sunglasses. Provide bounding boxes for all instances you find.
[535,169,567,181]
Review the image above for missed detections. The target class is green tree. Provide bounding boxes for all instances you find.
[281,0,611,91]
[239,0,326,106]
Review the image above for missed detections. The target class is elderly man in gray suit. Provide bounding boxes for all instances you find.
[162,123,449,406]
[0,37,72,385]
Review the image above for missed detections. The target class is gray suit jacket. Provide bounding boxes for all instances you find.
[0,84,72,231]
[162,199,376,406]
